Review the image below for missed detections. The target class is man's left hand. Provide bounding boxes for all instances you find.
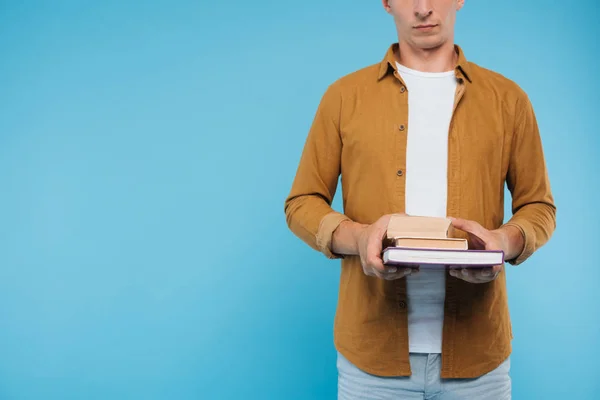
[448,217,511,284]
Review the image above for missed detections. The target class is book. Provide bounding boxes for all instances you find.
[382,247,504,268]
[382,214,504,268]
[384,214,468,249]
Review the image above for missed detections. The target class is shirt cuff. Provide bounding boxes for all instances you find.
[316,212,352,259]
[503,219,535,265]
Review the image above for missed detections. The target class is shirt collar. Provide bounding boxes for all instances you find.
[377,43,473,83]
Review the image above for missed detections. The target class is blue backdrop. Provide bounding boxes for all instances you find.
[1,1,598,399]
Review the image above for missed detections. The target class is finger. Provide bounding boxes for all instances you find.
[377,267,416,280]
[478,268,496,280]
[377,215,395,229]
[469,234,487,250]
[455,268,478,283]
[449,217,486,237]
[363,266,377,277]
[450,267,497,283]
[366,265,388,279]
[369,240,383,257]
[386,264,420,274]
[449,219,488,250]
[366,235,384,268]
[476,266,501,281]
[448,216,474,232]
[449,267,479,283]
[380,270,406,280]
[366,254,386,273]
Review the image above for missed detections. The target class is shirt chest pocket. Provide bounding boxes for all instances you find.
[341,110,407,175]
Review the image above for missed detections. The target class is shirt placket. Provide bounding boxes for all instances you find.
[391,68,412,373]
[441,73,467,378]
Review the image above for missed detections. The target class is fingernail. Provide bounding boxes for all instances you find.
[404,268,412,275]
[481,269,491,277]
[461,269,468,276]
[388,267,397,273]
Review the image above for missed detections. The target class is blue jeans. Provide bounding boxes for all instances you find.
[337,352,511,399]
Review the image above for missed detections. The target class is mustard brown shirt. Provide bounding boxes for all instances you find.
[284,43,556,378]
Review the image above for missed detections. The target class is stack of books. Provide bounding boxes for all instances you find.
[382,215,504,268]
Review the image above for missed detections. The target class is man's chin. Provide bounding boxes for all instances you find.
[411,36,447,51]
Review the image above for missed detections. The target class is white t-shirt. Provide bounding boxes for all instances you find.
[396,62,457,354]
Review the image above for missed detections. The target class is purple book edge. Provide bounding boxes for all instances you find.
[382,247,505,268]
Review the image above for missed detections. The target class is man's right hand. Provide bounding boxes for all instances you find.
[333,214,418,280]
[357,215,418,280]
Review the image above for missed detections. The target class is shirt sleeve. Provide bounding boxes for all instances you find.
[503,91,557,265]
[284,83,351,259]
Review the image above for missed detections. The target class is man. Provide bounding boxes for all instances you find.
[284,0,556,398]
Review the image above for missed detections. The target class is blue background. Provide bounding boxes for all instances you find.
[1,1,598,399]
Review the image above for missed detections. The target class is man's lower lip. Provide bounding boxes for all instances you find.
[415,26,436,30]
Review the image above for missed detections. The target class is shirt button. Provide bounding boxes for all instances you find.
[399,124,406,131]
[397,169,404,177]
[399,301,406,309]
[400,86,406,93]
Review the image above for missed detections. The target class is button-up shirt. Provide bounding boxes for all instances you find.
[284,43,556,378]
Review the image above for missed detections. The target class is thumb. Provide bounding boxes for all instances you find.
[449,216,483,236]
[448,216,468,230]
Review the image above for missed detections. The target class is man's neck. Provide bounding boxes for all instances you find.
[396,40,457,73]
